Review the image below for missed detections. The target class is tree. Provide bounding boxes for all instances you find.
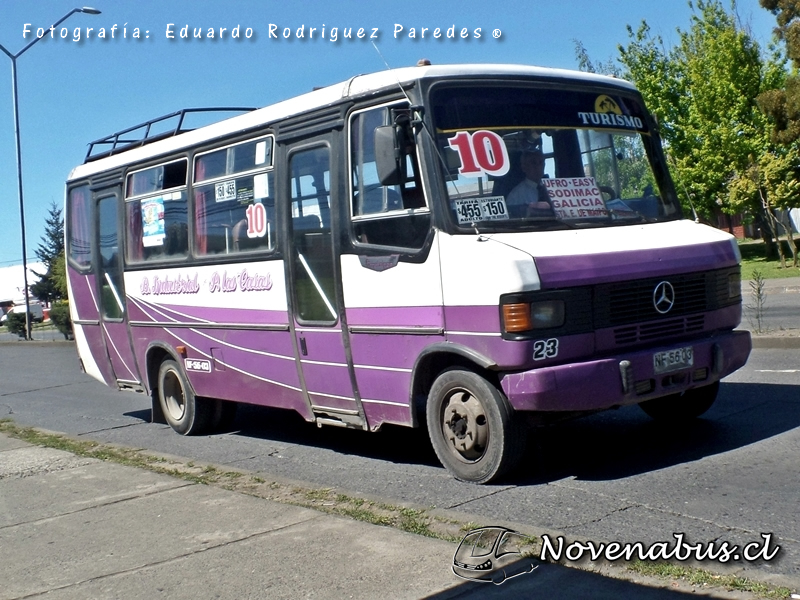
[757,0,800,143]
[728,149,800,266]
[30,201,65,303]
[617,1,776,222]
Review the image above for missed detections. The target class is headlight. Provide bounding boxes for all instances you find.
[502,300,565,332]
[728,271,741,299]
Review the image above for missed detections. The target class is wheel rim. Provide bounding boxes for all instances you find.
[162,370,186,421]
[441,389,489,462]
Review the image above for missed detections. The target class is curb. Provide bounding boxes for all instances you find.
[750,335,800,349]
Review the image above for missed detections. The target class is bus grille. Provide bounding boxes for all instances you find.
[613,315,706,345]
[594,268,737,329]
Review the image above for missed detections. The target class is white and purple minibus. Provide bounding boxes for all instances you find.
[65,64,751,483]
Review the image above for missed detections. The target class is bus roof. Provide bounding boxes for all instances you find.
[67,63,635,182]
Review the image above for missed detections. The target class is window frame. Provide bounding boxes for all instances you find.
[123,157,190,265]
[347,101,432,252]
[191,134,277,259]
[66,183,93,273]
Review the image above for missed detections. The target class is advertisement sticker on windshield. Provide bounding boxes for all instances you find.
[542,177,608,219]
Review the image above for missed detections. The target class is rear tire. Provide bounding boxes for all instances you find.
[157,359,214,435]
[426,369,526,484]
[638,381,720,422]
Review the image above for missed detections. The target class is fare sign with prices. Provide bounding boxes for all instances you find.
[543,177,608,219]
[454,196,509,224]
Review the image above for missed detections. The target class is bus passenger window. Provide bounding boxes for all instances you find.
[125,160,189,263]
[350,105,430,249]
[67,185,92,269]
[193,137,275,256]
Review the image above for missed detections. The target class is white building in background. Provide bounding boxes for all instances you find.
[0,263,44,304]
[789,208,800,234]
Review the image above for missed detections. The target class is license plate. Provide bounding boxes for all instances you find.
[653,346,694,374]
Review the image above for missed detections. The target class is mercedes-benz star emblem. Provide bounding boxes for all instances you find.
[653,281,675,314]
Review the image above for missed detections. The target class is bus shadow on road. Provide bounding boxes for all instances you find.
[512,381,800,485]
[198,380,798,484]
[218,402,443,468]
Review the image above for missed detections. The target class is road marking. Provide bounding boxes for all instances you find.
[756,369,800,373]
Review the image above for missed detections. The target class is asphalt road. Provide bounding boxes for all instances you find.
[0,341,798,590]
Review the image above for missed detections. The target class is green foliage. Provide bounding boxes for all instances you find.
[51,251,69,300]
[758,0,800,144]
[616,1,780,220]
[31,201,66,304]
[48,302,73,340]
[5,312,30,338]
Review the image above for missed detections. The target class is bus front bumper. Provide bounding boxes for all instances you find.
[500,330,751,413]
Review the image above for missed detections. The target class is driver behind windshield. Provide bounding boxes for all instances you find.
[505,148,555,218]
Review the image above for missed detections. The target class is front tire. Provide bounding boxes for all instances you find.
[638,381,720,422]
[157,359,214,435]
[426,369,526,484]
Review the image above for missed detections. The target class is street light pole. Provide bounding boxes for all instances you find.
[0,7,100,340]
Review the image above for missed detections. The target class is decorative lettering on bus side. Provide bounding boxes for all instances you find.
[209,269,273,293]
[140,273,200,295]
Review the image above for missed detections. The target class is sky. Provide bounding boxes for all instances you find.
[0,0,781,267]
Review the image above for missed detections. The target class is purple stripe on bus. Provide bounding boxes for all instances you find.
[192,369,310,418]
[363,401,413,429]
[534,240,738,288]
[302,364,357,404]
[345,306,443,328]
[130,326,301,393]
[444,305,500,333]
[349,331,441,370]
[69,273,99,319]
[354,367,411,406]
[78,324,116,386]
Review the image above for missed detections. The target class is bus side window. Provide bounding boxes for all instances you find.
[350,106,430,249]
[193,138,275,256]
[67,185,92,269]
[125,160,189,263]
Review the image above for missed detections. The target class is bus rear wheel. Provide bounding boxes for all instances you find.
[157,359,214,435]
[426,369,525,484]
[638,381,720,422]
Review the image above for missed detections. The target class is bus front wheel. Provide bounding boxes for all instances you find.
[157,359,214,435]
[426,369,525,484]
[638,381,720,422]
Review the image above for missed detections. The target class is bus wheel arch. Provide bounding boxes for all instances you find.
[426,367,526,484]
[410,347,498,427]
[156,357,215,435]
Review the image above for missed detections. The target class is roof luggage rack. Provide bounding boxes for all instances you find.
[84,107,256,163]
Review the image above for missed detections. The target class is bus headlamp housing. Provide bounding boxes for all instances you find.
[728,271,741,300]
[502,300,565,333]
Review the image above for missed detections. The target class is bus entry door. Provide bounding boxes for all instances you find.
[285,143,365,430]
[96,190,142,388]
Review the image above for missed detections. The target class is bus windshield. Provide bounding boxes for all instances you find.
[430,84,681,232]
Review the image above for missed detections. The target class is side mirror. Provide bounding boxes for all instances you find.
[374,125,407,186]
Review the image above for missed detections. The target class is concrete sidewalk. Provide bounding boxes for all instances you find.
[0,432,768,600]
